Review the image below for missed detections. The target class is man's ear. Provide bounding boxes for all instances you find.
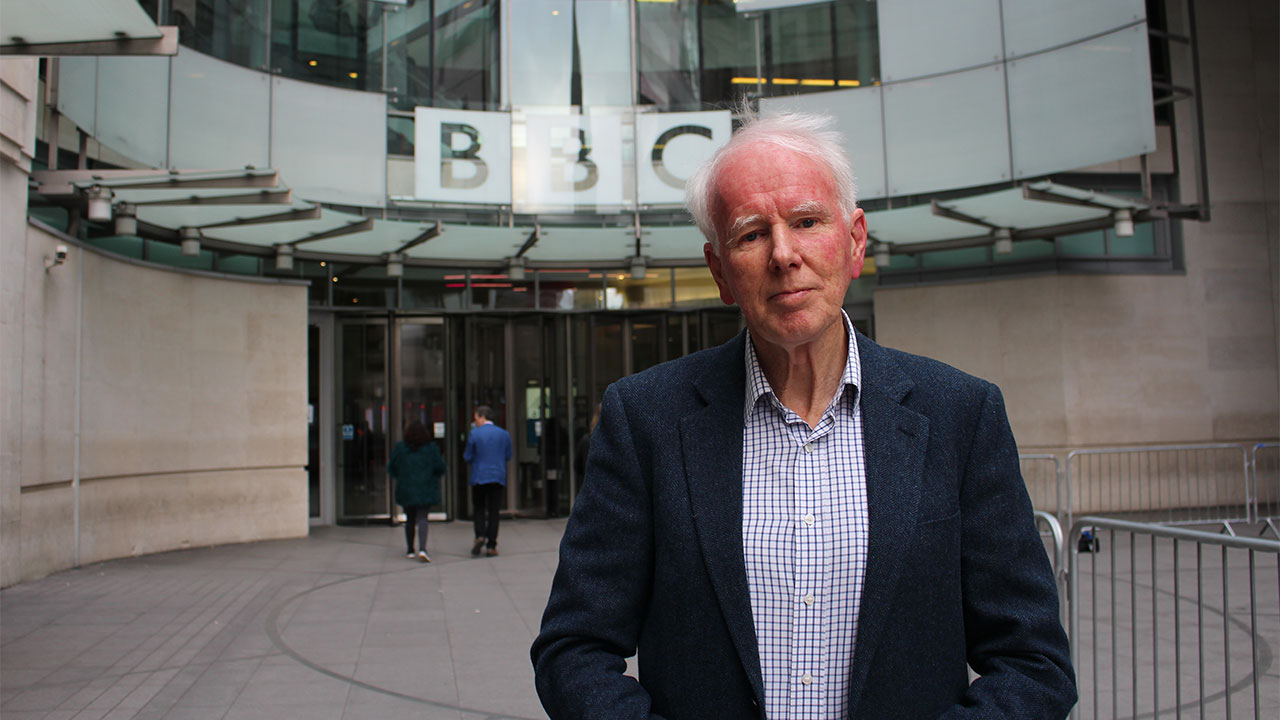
[704,242,736,305]
[849,208,867,279]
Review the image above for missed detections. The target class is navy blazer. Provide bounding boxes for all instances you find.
[532,331,1075,719]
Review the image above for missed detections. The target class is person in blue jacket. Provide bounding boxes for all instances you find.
[464,405,512,557]
[387,421,445,562]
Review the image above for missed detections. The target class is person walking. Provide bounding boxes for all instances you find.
[387,421,445,562]
[464,405,511,557]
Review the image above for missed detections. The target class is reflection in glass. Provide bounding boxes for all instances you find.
[339,322,390,521]
[173,0,270,70]
[637,0,700,109]
[400,321,448,514]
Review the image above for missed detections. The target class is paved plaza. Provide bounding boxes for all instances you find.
[2,517,1276,719]
[2,519,564,720]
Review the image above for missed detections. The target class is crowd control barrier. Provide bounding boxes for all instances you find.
[1067,517,1279,720]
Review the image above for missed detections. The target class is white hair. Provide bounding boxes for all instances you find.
[685,106,859,255]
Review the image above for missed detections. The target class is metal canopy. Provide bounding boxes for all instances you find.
[39,164,1155,267]
[0,0,176,55]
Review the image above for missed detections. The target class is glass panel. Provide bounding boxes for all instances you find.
[463,318,508,515]
[1007,24,1156,180]
[432,0,500,109]
[170,47,271,170]
[636,0,700,109]
[832,0,880,87]
[768,2,834,89]
[308,325,321,518]
[995,239,1056,262]
[882,63,1010,196]
[876,0,1002,82]
[147,239,215,270]
[1110,224,1156,256]
[400,321,448,515]
[331,263,396,307]
[508,0,574,106]
[591,317,625,400]
[920,246,990,268]
[271,0,374,90]
[1059,231,1106,256]
[174,0,269,70]
[86,235,144,260]
[666,314,685,361]
[673,266,723,308]
[534,270,603,310]
[1002,0,1145,58]
[698,2,758,103]
[703,310,742,347]
[575,0,633,106]
[402,266,465,309]
[610,268,672,309]
[339,322,390,521]
[512,318,546,513]
[214,254,261,274]
[630,315,664,374]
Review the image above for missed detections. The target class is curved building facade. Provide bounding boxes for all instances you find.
[2,0,1276,586]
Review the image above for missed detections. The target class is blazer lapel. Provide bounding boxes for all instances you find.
[679,332,766,706]
[846,334,930,710]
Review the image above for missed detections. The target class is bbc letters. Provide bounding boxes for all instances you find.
[414,108,730,210]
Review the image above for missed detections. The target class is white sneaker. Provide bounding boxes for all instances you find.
[406,551,416,559]
[417,550,431,563]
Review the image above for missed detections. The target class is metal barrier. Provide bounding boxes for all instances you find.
[1065,445,1252,529]
[1254,443,1279,522]
[1034,510,1067,628]
[1023,454,1065,521]
[1067,517,1280,720]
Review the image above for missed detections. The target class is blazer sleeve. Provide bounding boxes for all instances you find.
[530,384,667,720]
[939,383,1077,719]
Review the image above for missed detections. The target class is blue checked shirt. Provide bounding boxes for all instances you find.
[742,312,868,720]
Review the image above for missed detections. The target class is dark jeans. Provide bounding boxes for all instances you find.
[472,483,503,549]
[404,505,428,553]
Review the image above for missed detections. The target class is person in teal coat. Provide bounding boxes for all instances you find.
[388,421,445,562]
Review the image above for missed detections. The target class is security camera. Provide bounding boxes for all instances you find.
[45,244,69,272]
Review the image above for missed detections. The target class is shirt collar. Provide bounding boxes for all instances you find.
[743,310,862,422]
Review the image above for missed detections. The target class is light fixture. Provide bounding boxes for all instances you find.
[629,255,647,279]
[993,228,1013,255]
[1113,209,1134,237]
[507,256,526,281]
[179,226,201,256]
[86,185,113,222]
[44,244,68,273]
[873,242,891,269]
[275,244,294,271]
[113,203,137,235]
[386,252,404,278]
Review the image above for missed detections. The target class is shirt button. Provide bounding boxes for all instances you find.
[803,442,813,453]
[803,593,815,606]
[802,513,814,526]
[801,673,813,685]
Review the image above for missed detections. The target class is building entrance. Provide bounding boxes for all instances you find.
[322,309,744,525]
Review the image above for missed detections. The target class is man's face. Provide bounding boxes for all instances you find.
[703,144,867,354]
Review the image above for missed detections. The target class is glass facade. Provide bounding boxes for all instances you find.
[144,1,880,112]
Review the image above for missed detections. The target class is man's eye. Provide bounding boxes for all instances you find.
[798,218,817,229]
[740,231,760,244]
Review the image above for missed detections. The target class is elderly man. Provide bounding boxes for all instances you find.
[531,111,1076,719]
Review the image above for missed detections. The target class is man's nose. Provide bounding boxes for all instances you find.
[769,227,802,271]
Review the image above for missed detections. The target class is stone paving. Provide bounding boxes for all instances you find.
[2,519,562,720]
[2,517,1277,719]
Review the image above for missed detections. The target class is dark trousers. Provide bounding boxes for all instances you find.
[404,505,428,553]
[472,483,503,548]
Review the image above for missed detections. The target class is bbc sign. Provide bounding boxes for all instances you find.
[414,107,731,210]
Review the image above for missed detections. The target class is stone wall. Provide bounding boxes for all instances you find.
[3,220,309,588]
